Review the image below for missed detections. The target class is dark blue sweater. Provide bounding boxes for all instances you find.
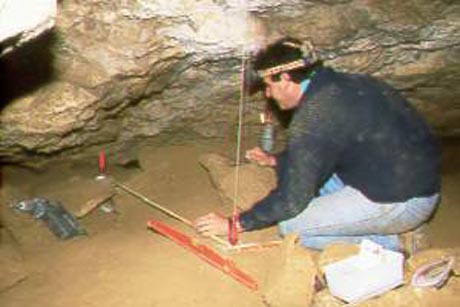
[239,67,440,231]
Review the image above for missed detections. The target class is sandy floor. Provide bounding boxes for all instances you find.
[0,142,459,306]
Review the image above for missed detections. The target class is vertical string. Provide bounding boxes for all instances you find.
[229,1,250,245]
[229,52,247,245]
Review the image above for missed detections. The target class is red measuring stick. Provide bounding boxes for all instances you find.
[147,219,258,290]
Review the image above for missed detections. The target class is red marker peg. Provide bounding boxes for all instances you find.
[228,213,239,246]
[96,149,106,180]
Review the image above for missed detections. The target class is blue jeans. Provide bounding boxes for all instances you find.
[278,174,439,251]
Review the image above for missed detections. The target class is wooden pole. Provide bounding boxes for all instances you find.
[113,181,230,247]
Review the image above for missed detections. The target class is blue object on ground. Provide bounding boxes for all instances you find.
[11,198,86,240]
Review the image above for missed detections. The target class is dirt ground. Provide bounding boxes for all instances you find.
[0,141,459,307]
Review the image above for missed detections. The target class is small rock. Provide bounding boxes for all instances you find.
[262,234,318,307]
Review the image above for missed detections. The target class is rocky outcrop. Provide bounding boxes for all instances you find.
[199,153,276,210]
[1,0,459,164]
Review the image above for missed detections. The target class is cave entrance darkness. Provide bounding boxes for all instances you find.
[0,31,57,111]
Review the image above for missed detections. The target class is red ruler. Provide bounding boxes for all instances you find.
[147,220,258,290]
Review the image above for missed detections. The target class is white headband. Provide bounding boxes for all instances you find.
[256,40,317,78]
[257,59,310,78]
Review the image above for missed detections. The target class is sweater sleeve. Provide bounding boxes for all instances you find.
[239,81,352,231]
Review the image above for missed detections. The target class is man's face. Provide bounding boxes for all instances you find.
[262,74,300,110]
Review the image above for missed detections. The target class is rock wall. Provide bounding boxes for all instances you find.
[1,0,459,164]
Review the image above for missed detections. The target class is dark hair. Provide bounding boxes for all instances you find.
[253,37,322,83]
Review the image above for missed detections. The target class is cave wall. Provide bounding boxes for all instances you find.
[1,0,460,164]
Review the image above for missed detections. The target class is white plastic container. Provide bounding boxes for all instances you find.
[324,240,404,303]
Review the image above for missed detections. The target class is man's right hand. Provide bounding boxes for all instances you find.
[245,147,277,167]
